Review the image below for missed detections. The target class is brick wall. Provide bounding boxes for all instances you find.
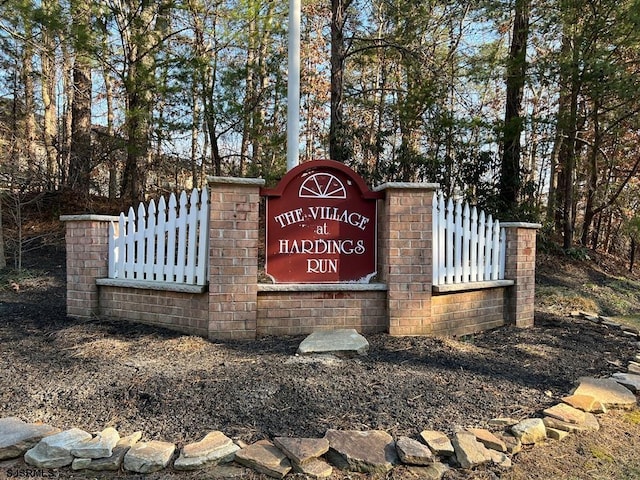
[61,215,117,318]
[62,177,540,341]
[376,183,438,335]
[256,290,387,336]
[431,288,507,336]
[99,287,208,336]
[503,223,540,328]
[207,177,264,340]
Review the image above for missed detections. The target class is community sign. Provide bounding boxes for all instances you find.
[262,160,383,283]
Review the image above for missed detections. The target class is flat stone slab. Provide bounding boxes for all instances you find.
[573,376,636,409]
[0,417,60,460]
[123,440,175,473]
[235,440,292,479]
[77,432,142,471]
[24,428,92,468]
[324,430,397,474]
[451,432,492,469]
[494,433,521,454]
[561,394,606,413]
[611,373,640,393]
[292,458,333,478]
[174,431,239,471]
[297,329,369,357]
[467,428,507,452]
[511,419,546,445]
[543,412,600,433]
[543,403,586,424]
[419,430,454,456]
[273,437,329,465]
[395,436,434,465]
[70,427,120,459]
[395,462,449,480]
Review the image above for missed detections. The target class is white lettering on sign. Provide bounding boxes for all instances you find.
[307,258,338,274]
[273,207,370,231]
[279,239,366,255]
[307,206,370,231]
[274,208,304,227]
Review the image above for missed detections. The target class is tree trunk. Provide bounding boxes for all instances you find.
[41,0,58,190]
[555,32,581,250]
[119,0,168,203]
[580,99,600,246]
[329,0,351,162]
[499,0,529,215]
[68,0,93,203]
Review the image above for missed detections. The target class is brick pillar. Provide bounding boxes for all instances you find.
[60,215,118,319]
[502,222,541,328]
[208,177,265,340]
[375,182,439,335]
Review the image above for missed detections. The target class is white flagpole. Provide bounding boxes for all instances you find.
[286,0,301,171]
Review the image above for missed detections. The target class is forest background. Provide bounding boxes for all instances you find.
[1,0,640,269]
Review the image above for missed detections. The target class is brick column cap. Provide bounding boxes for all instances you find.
[60,214,119,222]
[207,176,265,187]
[373,182,439,192]
[501,222,542,229]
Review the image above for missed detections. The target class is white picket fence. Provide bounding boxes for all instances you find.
[432,192,506,286]
[108,188,210,286]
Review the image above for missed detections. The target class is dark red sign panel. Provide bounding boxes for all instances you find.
[262,160,382,283]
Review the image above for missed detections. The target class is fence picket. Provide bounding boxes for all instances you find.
[445,198,454,284]
[185,189,199,284]
[155,196,167,281]
[166,194,178,282]
[107,187,209,286]
[454,200,463,283]
[145,200,157,281]
[477,210,486,282]
[125,208,135,279]
[462,202,470,282]
[432,194,505,286]
[470,206,478,282]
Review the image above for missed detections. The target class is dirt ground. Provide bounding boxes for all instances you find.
[1,245,640,479]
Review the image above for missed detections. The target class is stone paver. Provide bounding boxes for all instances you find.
[561,394,605,413]
[292,458,333,478]
[543,403,587,424]
[0,417,60,460]
[235,440,292,479]
[77,432,142,472]
[272,437,329,465]
[543,412,600,433]
[324,429,397,474]
[511,418,546,445]
[174,431,239,471]
[395,436,434,465]
[297,329,369,357]
[24,428,92,468]
[70,427,120,459]
[611,372,640,393]
[419,430,455,456]
[123,440,176,473]
[467,428,506,452]
[451,432,492,469]
[572,377,636,409]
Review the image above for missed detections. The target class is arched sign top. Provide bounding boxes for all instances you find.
[261,159,381,284]
[261,159,383,200]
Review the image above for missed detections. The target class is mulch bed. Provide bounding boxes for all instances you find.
[0,246,637,479]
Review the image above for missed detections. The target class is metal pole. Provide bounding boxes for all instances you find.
[286,0,301,171]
